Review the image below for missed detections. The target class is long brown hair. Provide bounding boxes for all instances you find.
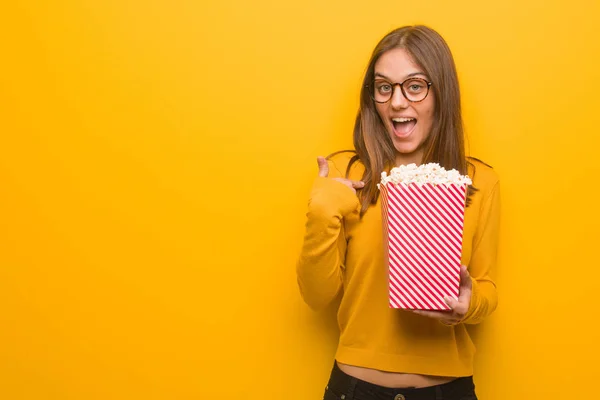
[337,25,474,215]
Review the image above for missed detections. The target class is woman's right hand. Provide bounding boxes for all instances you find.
[317,156,364,194]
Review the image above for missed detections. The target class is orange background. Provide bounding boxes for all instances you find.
[1,1,599,399]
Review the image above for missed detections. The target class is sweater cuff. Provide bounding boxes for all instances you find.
[462,278,481,323]
[310,177,361,217]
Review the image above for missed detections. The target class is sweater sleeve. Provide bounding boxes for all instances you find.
[296,176,361,311]
[462,180,500,324]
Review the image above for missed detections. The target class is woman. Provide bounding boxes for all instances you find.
[296,25,500,400]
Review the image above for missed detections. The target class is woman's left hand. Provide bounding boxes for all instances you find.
[411,266,472,325]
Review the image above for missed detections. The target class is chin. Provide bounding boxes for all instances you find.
[393,143,420,155]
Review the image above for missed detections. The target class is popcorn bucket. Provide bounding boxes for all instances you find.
[380,176,468,310]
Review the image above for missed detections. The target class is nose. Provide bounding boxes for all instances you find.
[391,84,409,110]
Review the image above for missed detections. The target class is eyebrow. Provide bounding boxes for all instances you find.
[374,72,427,80]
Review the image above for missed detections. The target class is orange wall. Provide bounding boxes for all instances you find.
[1,1,599,399]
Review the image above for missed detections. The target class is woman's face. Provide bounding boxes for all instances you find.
[373,48,435,166]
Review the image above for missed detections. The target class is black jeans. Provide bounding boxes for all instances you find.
[323,362,477,400]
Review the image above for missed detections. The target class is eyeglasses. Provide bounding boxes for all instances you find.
[366,78,433,103]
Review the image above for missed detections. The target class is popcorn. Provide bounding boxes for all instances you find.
[378,163,471,311]
[379,163,472,187]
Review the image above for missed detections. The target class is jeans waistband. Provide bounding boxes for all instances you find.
[326,361,475,400]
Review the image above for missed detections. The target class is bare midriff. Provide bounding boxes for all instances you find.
[337,362,456,389]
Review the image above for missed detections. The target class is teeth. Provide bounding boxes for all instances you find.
[392,118,416,122]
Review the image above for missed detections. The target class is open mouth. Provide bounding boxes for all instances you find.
[392,117,417,138]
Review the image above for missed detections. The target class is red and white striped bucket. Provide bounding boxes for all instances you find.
[380,182,467,310]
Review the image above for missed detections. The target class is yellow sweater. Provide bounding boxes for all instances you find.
[296,151,500,377]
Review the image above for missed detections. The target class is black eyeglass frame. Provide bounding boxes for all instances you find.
[366,78,433,103]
